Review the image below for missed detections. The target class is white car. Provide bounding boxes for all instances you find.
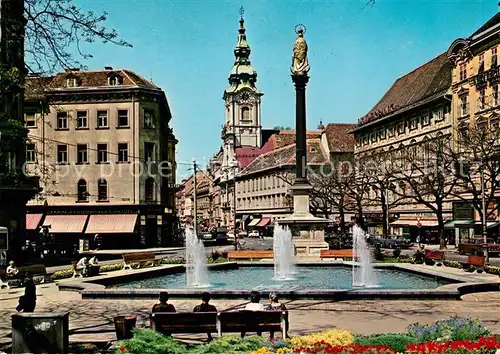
[226,233,235,243]
[248,230,260,238]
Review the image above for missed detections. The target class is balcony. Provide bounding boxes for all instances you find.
[458,103,469,118]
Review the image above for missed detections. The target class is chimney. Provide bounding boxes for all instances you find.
[64,68,80,72]
[105,66,113,70]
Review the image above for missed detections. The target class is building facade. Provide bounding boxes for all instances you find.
[24,68,178,250]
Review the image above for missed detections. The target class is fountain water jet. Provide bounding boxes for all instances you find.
[273,225,296,280]
[185,227,209,287]
[352,225,377,288]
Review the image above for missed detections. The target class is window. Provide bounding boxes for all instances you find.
[459,62,467,81]
[117,109,129,127]
[355,138,361,147]
[397,123,405,134]
[57,112,68,129]
[76,111,88,129]
[144,109,155,129]
[66,78,77,87]
[241,107,250,121]
[370,133,377,143]
[388,125,395,137]
[57,145,68,164]
[26,144,36,163]
[433,108,444,122]
[493,85,499,107]
[459,95,469,117]
[478,53,485,72]
[25,113,36,128]
[118,143,129,162]
[77,144,88,164]
[478,88,486,111]
[492,47,498,67]
[97,144,108,163]
[77,179,88,202]
[108,76,121,86]
[145,178,155,201]
[145,142,155,162]
[97,179,108,201]
[363,135,368,145]
[410,118,418,130]
[379,129,387,140]
[97,110,108,128]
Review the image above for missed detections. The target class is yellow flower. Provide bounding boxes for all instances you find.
[251,347,271,354]
[290,329,354,349]
[276,347,292,354]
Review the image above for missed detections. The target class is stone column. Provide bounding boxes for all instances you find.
[292,74,310,185]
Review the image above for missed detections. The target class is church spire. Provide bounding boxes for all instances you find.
[225,6,260,95]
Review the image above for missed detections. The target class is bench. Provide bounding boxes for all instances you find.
[320,249,356,261]
[227,250,274,261]
[0,264,50,289]
[151,312,217,336]
[72,263,100,278]
[217,310,287,338]
[122,252,160,270]
[424,251,445,266]
[461,255,485,273]
[0,269,18,289]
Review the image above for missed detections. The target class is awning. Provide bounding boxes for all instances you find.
[26,214,43,230]
[390,219,439,227]
[85,214,138,234]
[248,218,261,227]
[456,221,500,229]
[241,215,251,222]
[257,218,271,227]
[42,215,88,233]
[445,220,474,228]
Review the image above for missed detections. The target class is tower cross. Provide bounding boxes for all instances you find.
[239,6,245,18]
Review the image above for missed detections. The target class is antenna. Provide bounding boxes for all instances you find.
[239,5,245,18]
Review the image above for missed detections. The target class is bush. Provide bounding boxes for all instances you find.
[290,329,354,349]
[407,316,490,343]
[354,333,418,353]
[190,335,267,354]
[392,248,401,258]
[115,328,187,354]
[373,244,384,261]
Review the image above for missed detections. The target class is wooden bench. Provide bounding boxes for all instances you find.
[320,249,357,261]
[462,255,485,273]
[0,269,17,289]
[122,252,160,270]
[217,310,287,338]
[227,250,274,261]
[151,312,217,336]
[424,251,445,266]
[72,263,100,278]
[0,264,50,289]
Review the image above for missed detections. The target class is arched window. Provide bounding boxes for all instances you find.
[241,107,250,121]
[77,179,88,202]
[145,178,155,202]
[97,179,107,201]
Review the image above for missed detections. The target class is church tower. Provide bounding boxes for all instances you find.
[221,10,263,170]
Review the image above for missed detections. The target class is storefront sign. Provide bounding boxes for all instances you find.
[453,202,474,220]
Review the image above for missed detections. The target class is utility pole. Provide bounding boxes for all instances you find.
[480,163,489,263]
[193,160,198,237]
[233,163,238,250]
[385,186,390,237]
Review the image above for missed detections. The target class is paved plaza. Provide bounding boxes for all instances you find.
[0,281,499,347]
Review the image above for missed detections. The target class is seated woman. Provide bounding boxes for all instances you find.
[6,261,19,279]
[241,291,264,338]
[265,292,289,340]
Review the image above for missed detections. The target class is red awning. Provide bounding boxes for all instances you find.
[257,218,271,227]
[26,214,43,230]
[42,215,88,233]
[85,214,138,234]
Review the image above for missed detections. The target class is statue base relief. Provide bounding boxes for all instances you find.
[278,183,329,259]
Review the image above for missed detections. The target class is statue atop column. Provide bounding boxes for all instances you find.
[291,25,310,75]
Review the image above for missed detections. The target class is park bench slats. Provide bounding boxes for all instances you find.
[0,264,49,289]
[227,250,274,260]
[152,312,217,334]
[320,250,356,260]
[424,251,445,266]
[122,252,160,270]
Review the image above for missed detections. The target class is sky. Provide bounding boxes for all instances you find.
[74,0,495,180]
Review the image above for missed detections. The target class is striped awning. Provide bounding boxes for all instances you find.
[26,214,43,230]
[248,218,261,227]
[42,215,88,233]
[85,214,138,234]
[257,218,271,227]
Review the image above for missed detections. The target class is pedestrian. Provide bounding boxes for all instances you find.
[16,272,36,313]
[193,292,217,341]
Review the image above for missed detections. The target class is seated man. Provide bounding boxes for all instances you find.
[89,256,98,266]
[152,291,176,313]
[76,257,89,277]
[6,261,19,279]
[193,292,217,341]
[242,291,264,338]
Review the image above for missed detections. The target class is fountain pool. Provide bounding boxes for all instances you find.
[110,266,450,291]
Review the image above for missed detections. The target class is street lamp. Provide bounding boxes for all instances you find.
[230,160,238,250]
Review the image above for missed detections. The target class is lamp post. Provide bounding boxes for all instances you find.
[416,217,422,247]
[231,160,238,250]
[480,162,489,263]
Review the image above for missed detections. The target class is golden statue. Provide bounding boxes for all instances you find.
[291,25,310,75]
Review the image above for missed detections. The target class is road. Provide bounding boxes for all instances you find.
[46,237,499,273]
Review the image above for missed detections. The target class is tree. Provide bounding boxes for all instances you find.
[390,135,458,249]
[451,124,500,247]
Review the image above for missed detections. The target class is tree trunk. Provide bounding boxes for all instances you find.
[381,189,388,237]
[357,204,365,230]
[437,206,447,250]
[339,206,345,233]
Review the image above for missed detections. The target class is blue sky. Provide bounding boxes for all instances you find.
[75,0,495,180]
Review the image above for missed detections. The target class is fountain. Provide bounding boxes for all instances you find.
[273,225,296,280]
[352,225,377,288]
[185,227,209,287]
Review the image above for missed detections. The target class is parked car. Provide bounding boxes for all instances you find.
[248,230,260,238]
[226,233,235,244]
[202,233,214,240]
[215,232,228,244]
[370,237,413,249]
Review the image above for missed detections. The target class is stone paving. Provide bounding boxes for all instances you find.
[1,283,499,347]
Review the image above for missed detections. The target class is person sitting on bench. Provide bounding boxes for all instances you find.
[193,292,217,341]
[152,291,176,313]
[242,291,264,338]
[76,257,89,277]
[89,256,99,266]
[265,292,289,340]
[6,261,19,279]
